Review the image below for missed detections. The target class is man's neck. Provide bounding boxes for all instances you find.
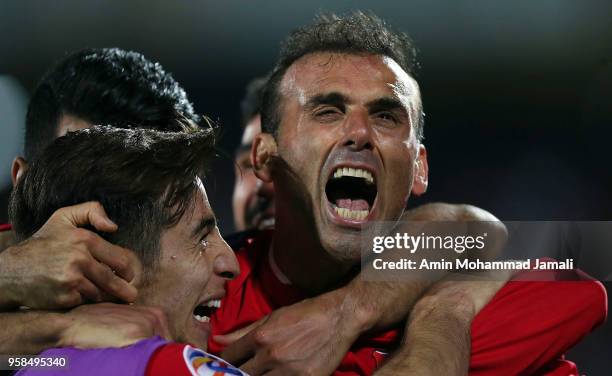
[272,213,353,295]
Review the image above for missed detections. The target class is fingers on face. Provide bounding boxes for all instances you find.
[71,228,140,302]
[81,255,138,303]
[87,237,139,283]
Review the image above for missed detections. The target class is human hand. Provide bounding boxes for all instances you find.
[216,291,362,376]
[0,201,141,310]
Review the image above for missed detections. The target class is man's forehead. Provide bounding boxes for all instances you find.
[194,176,210,204]
[280,52,419,105]
[184,176,213,221]
[162,177,217,245]
[181,177,215,228]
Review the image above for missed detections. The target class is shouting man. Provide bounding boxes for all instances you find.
[209,12,606,375]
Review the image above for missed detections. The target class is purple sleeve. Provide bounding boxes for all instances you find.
[15,336,168,376]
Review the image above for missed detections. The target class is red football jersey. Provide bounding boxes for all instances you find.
[209,230,607,375]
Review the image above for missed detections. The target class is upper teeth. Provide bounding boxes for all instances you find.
[333,167,374,184]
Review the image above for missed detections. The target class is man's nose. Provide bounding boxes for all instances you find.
[214,240,240,280]
[342,112,373,151]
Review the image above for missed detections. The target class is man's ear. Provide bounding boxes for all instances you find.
[251,133,278,183]
[411,144,428,196]
[11,156,28,187]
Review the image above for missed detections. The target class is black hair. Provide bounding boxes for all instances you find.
[10,125,215,271]
[260,11,423,140]
[240,75,269,127]
[24,48,201,161]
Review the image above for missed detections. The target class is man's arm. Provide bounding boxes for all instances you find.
[373,273,513,376]
[0,303,172,355]
[218,203,505,375]
[376,290,473,376]
[0,311,69,355]
[0,202,149,355]
[375,268,607,376]
[345,203,507,333]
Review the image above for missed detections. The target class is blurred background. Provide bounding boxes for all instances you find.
[1,0,611,372]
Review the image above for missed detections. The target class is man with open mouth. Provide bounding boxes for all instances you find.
[206,11,607,376]
[0,44,500,375]
[0,43,505,376]
[0,13,606,375]
[11,126,247,376]
[0,47,233,356]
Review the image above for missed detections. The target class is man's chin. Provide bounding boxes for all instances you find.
[184,319,211,350]
[319,230,363,264]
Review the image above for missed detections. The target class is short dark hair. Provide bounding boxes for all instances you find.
[10,125,215,271]
[240,75,269,127]
[261,11,423,140]
[24,48,201,161]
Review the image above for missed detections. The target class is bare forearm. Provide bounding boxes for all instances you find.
[404,202,507,262]
[0,311,67,354]
[0,246,24,310]
[338,278,433,333]
[374,272,512,376]
[340,203,505,332]
[374,289,474,376]
[291,203,504,374]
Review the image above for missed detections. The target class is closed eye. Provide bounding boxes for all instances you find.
[366,97,409,127]
[377,112,397,121]
[314,107,344,122]
[192,216,216,250]
[372,111,401,127]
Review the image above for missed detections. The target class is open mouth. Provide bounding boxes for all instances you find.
[193,299,221,323]
[325,167,377,221]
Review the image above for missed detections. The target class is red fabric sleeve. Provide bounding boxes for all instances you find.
[469,269,607,375]
[0,223,11,231]
[146,343,192,376]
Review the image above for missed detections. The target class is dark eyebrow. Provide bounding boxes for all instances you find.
[304,92,351,111]
[191,215,217,239]
[366,97,407,114]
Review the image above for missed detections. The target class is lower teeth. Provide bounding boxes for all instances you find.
[194,315,210,323]
[333,205,368,220]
